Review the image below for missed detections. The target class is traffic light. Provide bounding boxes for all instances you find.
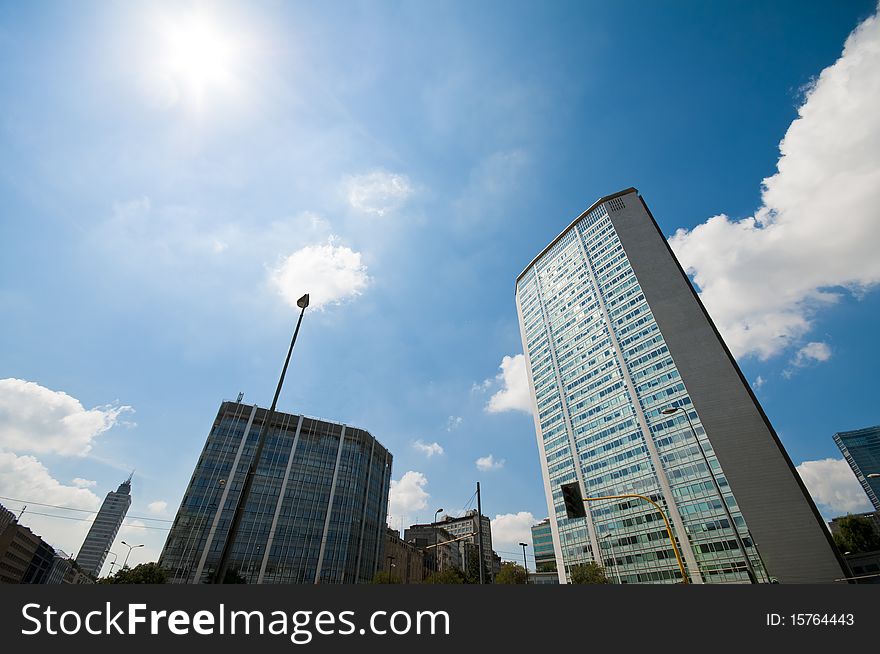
[561,482,586,519]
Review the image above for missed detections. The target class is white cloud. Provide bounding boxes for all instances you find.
[445,416,462,432]
[792,341,832,366]
[669,10,880,360]
[484,354,532,415]
[344,170,413,216]
[147,500,168,514]
[796,458,873,516]
[752,376,766,390]
[491,511,537,562]
[387,470,430,528]
[0,378,132,456]
[471,379,492,394]
[0,451,101,553]
[412,440,444,458]
[269,238,370,311]
[476,454,505,471]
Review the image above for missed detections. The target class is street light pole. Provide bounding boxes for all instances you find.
[107,551,118,575]
[433,508,444,578]
[662,405,759,583]
[121,541,144,569]
[519,542,529,584]
[214,293,309,584]
[602,533,622,584]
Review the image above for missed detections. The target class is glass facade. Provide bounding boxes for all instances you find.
[516,195,768,584]
[159,402,392,584]
[75,478,131,578]
[530,518,556,572]
[834,425,880,510]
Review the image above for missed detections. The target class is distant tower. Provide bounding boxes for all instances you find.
[75,476,132,578]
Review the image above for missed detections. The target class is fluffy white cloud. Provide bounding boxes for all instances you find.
[387,470,429,529]
[792,342,832,366]
[0,452,101,553]
[270,239,370,310]
[344,171,413,216]
[796,458,873,516]
[752,376,766,390]
[669,10,880,360]
[445,416,462,432]
[413,440,444,457]
[491,511,537,563]
[147,500,168,514]
[484,354,532,415]
[71,477,97,488]
[476,454,505,471]
[0,378,132,456]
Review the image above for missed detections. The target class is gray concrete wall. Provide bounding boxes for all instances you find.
[607,189,847,583]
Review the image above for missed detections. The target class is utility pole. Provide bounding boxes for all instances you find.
[476,482,485,584]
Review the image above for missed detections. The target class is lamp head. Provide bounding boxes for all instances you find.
[297,293,310,309]
[661,407,680,415]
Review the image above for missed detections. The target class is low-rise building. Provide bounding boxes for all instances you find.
[382,528,425,583]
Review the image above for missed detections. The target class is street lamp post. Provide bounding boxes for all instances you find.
[107,551,118,575]
[214,293,310,584]
[662,405,759,583]
[602,533,622,584]
[433,508,444,578]
[121,541,144,569]
[519,542,529,584]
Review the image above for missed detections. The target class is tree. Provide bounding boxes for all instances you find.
[372,571,401,584]
[464,549,490,584]
[100,562,168,584]
[833,515,880,554]
[424,567,467,584]
[570,562,610,584]
[495,562,529,584]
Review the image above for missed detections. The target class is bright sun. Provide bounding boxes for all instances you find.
[153,10,244,110]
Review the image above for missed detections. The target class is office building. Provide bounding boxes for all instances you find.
[159,400,392,584]
[833,425,880,510]
[403,524,460,577]
[383,528,426,583]
[516,188,847,584]
[531,518,556,572]
[75,476,132,578]
[406,510,494,581]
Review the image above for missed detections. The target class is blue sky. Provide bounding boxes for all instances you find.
[1,0,879,572]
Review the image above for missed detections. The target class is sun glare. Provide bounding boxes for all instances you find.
[153,10,244,110]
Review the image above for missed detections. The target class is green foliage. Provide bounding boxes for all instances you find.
[424,567,467,584]
[464,549,490,584]
[832,515,880,554]
[100,562,168,584]
[372,571,402,584]
[569,562,610,584]
[495,562,529,584]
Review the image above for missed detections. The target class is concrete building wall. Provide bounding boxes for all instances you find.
[607,189,847,583]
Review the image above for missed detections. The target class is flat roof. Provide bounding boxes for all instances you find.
[515,187,639,286]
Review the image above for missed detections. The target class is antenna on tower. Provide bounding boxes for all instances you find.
[126,471,134,484]
[237,392,244,403]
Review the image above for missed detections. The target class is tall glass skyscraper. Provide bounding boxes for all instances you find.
[834,425,880,510]
[159,401,392,584]
[75,476,132,578]
[516,188,846,584]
